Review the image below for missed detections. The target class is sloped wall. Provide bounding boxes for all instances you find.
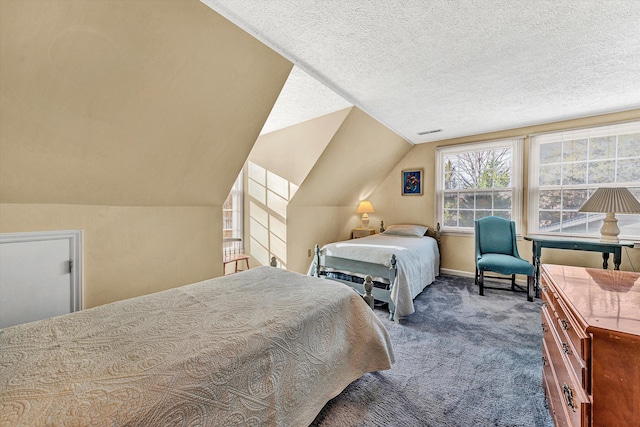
[0,0,292,307]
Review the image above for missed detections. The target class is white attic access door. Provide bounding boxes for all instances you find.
[0,230,82,328]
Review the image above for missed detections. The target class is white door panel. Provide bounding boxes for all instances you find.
[0,230,82,329]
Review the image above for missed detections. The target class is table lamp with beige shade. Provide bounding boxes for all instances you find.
[356,200,375,228]
[578,187,640,243]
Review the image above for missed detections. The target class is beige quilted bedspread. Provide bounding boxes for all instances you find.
[0,266,394,426]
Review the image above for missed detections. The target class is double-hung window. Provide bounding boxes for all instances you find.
[436,138,524,233]
[529,121,640,239]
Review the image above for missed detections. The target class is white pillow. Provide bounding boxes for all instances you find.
[382,224,428,237]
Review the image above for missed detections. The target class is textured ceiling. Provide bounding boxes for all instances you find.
[202,0,640,144]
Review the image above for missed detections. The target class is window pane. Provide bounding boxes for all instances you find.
[618,213,640,237]
[617,158,640,183]
[476,210,492,220]
[585,213,604,234]
[494,211,510,220]
[444,193,458,209]
[539,190,561,210]
[444,210,458,227]
[540,164,561,186]
[563,162,586,185]
[476,192,492,209]
[540,142,562,164]
[460,211,474,227]
[223,193,232,209]
[479,168,494,188]
[223,211,233,229]
[589,136,616,160]
[562,189,588,210]
[588,160,615,184]
[492,149,512,188]
[444,159,457,189]
[563,139,587,162]
[460,193,473,209]
[539,211,561,231]
[561,212,586,233]
[494,191,512,209]
[619,133,640,158]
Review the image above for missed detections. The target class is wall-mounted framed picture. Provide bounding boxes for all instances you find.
[402,168,423,196]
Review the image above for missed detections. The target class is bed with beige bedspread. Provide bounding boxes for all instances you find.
[0,266,394,426]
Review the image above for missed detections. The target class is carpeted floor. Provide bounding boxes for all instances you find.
[311,274,554,427]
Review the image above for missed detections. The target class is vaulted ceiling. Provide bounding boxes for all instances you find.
[203,0,640,144]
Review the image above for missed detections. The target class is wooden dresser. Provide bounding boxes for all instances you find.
[540,264,640,427]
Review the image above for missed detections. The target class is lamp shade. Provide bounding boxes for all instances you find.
[356,200,375,214]
[578,188,640,213]
[578,187,640,243]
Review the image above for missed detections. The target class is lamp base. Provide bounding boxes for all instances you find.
[361,213,370,229]
[599,212,620,243]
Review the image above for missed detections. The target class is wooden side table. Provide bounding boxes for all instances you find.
[524,235,634,297]
[352,228,374,239]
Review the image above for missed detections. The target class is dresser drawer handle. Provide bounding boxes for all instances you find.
[541,285,548,293]
[562,383,576,412]
[541,301,548,309]
[562,342,571,355]
[560,319,570,330]
[541,323,548,333]
[542,356,548,367]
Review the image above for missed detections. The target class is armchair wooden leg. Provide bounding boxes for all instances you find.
[479,270,484,296]
[511,274,516,291]
[527,275,534,302]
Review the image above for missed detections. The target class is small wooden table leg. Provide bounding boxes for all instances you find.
[614,248,622,270]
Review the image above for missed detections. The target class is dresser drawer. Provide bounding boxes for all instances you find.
[542,306,591,427]
[542,336,567,427]
[540,278,557,313]
[541,270,590,392]
[554,297,590,392]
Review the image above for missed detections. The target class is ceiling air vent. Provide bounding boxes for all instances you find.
[417,129,442,135]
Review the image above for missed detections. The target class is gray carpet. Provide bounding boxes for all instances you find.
[311,274,554,427]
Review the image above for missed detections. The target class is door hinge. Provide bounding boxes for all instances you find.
[69,259,73,274]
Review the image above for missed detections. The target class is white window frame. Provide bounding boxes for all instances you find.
[436,138,524,235]
[223,170,244,248]
[528,120,640,240]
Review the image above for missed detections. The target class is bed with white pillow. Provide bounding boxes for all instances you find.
[310,224,440,320]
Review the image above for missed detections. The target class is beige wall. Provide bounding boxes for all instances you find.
[0,204,220,307]
[369,109,640,276]
[0,0,292,307]
[249,108,351,186]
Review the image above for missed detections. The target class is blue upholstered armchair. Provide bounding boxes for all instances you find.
[475,216,535,302]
